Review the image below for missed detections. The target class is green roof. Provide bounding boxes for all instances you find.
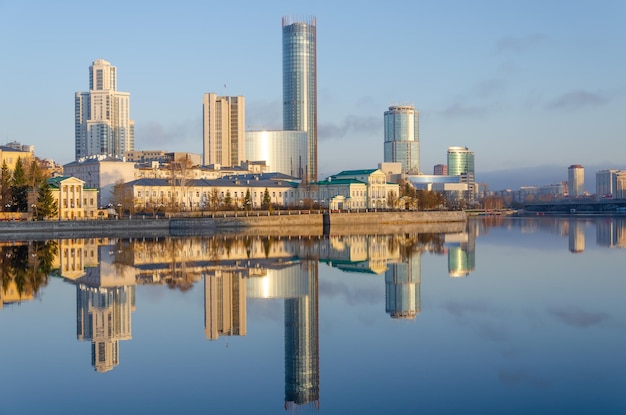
[333,169,378,176]
[312,178,366,186]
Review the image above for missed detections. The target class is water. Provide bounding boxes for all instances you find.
[1,217,625,414]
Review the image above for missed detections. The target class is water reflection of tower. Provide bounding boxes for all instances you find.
[385,251,421,319]
[569,219,585,253]
[204,269,247,340]
[74,245,136,373]
[245,260,320,411]
[284,260,319,411]
[446,220,477,277]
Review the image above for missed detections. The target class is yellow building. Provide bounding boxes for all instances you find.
[47,177,100,220]
[0,145,34,172]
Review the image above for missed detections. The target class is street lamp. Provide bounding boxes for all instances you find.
[117,203,122,219]
[31,204,38,220]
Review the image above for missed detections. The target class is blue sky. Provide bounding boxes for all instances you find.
[1,0,624,189]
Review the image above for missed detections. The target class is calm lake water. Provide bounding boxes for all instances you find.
[1,217,625,414]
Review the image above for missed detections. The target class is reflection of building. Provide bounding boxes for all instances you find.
[205,270,247,340]
[285,261,319,411]
[385,252,421,319]
[384,105,420,174]
[445,221,477,277]
[597,218,626,248]
[283,16,317,182]
[245,130,307,179]
[75,59,134,160]
[202,93,245,167]
[77,284,134,372]
[569,219,585,253]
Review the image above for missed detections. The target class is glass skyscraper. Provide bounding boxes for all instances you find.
[447,146,475,177]
[282,16,317,182]
[245,130,308,178]
[384,105,420,174]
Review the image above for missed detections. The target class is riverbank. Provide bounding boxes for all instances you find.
[0,210,467,240]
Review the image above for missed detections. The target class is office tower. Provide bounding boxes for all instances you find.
[447,146,475,180]
[282,16,317,182]
[568,164,584,197]
[434,164,448,175]
[202,93,245,166]
[384,105,420,174]
[245,130,307,178]
[75,59,134,160]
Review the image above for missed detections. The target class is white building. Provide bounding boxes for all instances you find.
[75,59,134,160]
[63,157,135,207]
[568,164,585,196]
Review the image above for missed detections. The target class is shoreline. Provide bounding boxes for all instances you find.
[0,210,467,240]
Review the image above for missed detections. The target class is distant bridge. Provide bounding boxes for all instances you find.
[523,198,626,214]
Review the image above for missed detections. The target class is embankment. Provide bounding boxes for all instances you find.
[0,210,467,240]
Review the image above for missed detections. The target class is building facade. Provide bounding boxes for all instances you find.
[596,169,626,198]
[202,93,245,167]
[75,59,134,160]
[384,105,420,174]
[568,164,584,197]
[245,130,308,178]
[63,157,135,207]
[283,16,317,182]
[447,146,475,179]
[47,176,99,220]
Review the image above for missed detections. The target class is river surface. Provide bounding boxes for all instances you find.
[1,217,625,414]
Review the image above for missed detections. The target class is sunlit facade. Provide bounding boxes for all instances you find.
[283,16,317,182]
[568,164,584,196]
[384,105,420,174]
[75,59,134,160]
[447,146,475,178]
[245,130,308,178]
[202,93,245,166]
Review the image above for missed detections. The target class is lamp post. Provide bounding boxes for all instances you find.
[117,203,122,219]
[31,203,38,221]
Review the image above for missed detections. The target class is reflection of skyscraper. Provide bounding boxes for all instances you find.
[284,261,319,411]
[204,270,247,340]
[597,218,626,248]
[385,252,421,319]
[283,16,317,182]
[445,222,477,277]
[76,284,134,372]
[569,219,585,253]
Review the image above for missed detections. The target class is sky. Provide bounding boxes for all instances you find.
[1,0,625,190]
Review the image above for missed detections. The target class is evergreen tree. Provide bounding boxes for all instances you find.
[244,189,252,211]
[224,190,232,208]
[36,181,58,220]
[0,161,11,211]
[27,158,46,191]
[10,157,28,212]
[262,188,271,209]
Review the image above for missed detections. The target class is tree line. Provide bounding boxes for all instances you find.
[0,157,57,219]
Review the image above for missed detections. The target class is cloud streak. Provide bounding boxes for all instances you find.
[495,34,547,54]
[318,115,380,141]
[548,307,612,328]
[546,90,610,111]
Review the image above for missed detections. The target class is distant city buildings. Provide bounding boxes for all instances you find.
[596,169,626,199]
[202,93,245,167]
[568,164,585,196]
[283,16,318,183]
[433,164,447,175]
[383,105,420,174]
[75,59,134,161]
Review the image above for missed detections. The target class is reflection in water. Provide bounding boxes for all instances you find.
[5,217,624,409]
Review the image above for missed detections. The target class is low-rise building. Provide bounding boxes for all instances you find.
[63,157,135,207]
[48,176,100,220]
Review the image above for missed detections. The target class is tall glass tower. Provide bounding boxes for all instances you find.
[447,146,475,178]
[384,105,420,174]
[282,16,317,182]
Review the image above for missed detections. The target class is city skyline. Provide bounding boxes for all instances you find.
[1,1,625,190]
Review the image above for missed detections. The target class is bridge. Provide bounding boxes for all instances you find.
[523,198,626,214]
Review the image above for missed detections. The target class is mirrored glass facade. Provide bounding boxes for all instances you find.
[283,17,317,182]
[447,146,475,176]
[245,130,308,178]
[384,106,420,173]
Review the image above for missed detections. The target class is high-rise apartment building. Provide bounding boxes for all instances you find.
[433,164,448,175]
[202,93,245,166]
[568,164,584,196]
[447,146,475,179]
[75,59,134,161]
[384,105,420,174]
[283,16,317,182]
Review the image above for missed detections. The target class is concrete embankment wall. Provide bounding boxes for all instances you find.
[0,211,467,240]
